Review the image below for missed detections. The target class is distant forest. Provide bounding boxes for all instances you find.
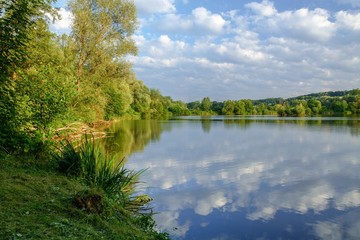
[185,89,360,117]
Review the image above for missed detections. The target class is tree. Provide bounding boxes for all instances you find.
[68,0,140,120]
[211,101,224,114]
[0,0,57,152]
[187,101,201,110]
[22,20,76,128]
[149,89,166,118]
[130,81,151,118]
[275,104,286,116]
[234,100,246,115]
[201,97,212,112]
[243,99,254,114]
[295,103,306,117]
[104,81,133,119]
[169,101,189,116]
[0,0,53,81]
[333,100,348,113]
[222,100,235,115]
[308,99,322,115]
[353,96,360,114]
[69,0,137,92]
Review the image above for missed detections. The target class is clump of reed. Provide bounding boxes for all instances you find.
[52,134,146,211]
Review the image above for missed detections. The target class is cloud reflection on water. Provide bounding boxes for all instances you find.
[123,118,360,239]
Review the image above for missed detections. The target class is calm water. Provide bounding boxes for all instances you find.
[104,116,360,240]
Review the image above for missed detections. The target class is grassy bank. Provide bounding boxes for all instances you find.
[0,152,169,239]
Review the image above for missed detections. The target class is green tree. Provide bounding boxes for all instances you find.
[0,0,53,81]
[211,101,224,114]
[353,96,360,114]
[234,100,246,115]
[149,89,165,118]
[244,99,254,114]
[222,100,235,115]
[104,81,133,119]
[187,101,201,110]
[69,0,137,92]
[256,103,267,115]
[169,101,190,116]
[130,81,151,118]
[68,0,139,120]
[275,104,286,116]
[294,103,306,117]
[308,99,322,115]
[333,100,348,113]
[201,97,212,112]
[0,0,58,152]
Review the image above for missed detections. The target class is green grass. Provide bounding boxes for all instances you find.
[0,153,169,239]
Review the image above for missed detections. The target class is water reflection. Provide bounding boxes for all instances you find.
[100,120,171,159]
[106,117,360,239]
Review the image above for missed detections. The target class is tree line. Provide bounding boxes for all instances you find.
[186,89,360,116]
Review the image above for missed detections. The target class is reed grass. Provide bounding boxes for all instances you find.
[52,134,145,210]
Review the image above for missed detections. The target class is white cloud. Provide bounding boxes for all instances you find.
[132,35,146,47]
[134,0,175,14]
[143,34,187,59]
[157,7,228,35]
[158,13,192,32]
[271,8,336,42]
[245,0,277,17]
[192,7,227,34]
[50,8,73,32]
[336,11,360,30]
[245,2,336,42]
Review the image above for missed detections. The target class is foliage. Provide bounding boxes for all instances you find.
[69,0,138,120]
[201,97,212,111]
[185,88,360,117]
[0,1,61,153]
[104,81,133,120]
[0,0,54,80]
[53,135,144,209]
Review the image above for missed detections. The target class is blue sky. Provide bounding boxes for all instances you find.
[52,0,360,101]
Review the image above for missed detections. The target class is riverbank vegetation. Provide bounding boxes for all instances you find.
[187,89,360,117]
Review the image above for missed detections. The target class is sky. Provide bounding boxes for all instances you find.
[52,0,360,101]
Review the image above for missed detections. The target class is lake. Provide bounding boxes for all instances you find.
[103,116,360,240]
